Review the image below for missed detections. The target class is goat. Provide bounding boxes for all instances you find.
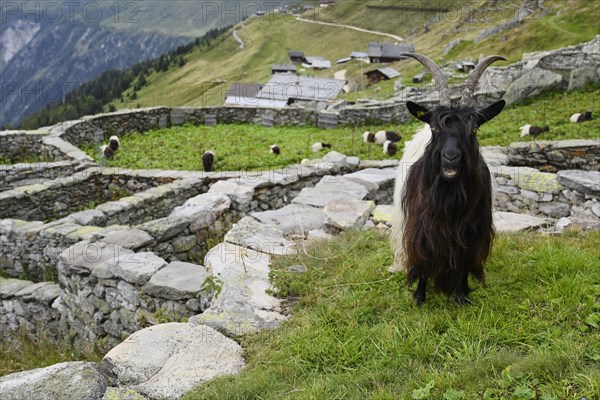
[270,144,281,155]
[101,144,114,159]
[390,53,506,306]
[570,111,592,123]
[109,135,120,151]
[383,140,397,156]
[202,151,215,172]
[375,130,401,145]
[311,142,332,154]
[520,124,549,138]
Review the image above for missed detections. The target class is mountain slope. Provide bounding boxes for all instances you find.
[0,1,298,127]
[110,0,599,110]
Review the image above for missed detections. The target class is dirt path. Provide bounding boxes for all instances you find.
[232,30,244,49]
[295,17,404,42]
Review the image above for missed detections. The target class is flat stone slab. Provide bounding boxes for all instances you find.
[557,170,600,197]
[14,282,61,303]
[324,199,376,230]
[481,146,508,166]
[102,387,149,399]
[65,209,107,226]
[251,204,326,236]
[343,168,397,191]
[0,361,108,400]
[292,176,369,207]
[225,216,296,256]
[142,261,211,300]
[494,211,550,232]
[372,205,394,224]
[190,242,286,336]
[136,217,189,242]
[59,241,134,275]
[106,252,168,286]
[0,278,34,299]
[359,160,399,169]
[208,180,254,211]
[169,193,231,231]
[101,228,155,250]
[101,323,244,400]
[494,166,563,193]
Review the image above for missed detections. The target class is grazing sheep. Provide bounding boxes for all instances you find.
[570,111,592,123]
[390,53,506,306]
[383,140,397,156]
[311,142,332,154]
[270,144,281,155]
[520,124,549,138]
[109,135,120,151]
[375,130,401,145]
[362,131,375,143]
[202,151,215,172]
[101,145,114,159]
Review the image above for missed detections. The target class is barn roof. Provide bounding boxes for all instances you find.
[272,64,297,72]
[256,74,346,105]
[365,67,401,79]
[225,83,263,98]
[368,43,415,59]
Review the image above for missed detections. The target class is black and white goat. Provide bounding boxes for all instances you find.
[375,130,401,145]
[570,111,592,123]
[202,151,215,172]
[383,140,397,156]
[109,135,120,151]
[311,142,332,154]
[270,144,281,155]
[101,144,114,159]
[390,53,506,305]
[520,124,549,138]
[362,131,375,144]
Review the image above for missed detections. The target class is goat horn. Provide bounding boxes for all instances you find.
[460,55,507,107]
[401,52,451,107]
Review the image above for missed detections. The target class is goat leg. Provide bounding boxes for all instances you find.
[455,271,471,305]
[413,275,427,306]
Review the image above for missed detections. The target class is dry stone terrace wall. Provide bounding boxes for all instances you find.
[508,139,600,172]
[0,168,181,222]
[0,161,82,190]
[0,130,67,162]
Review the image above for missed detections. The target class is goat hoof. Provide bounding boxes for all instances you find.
[455,294,471,305]
[413,293,426,307]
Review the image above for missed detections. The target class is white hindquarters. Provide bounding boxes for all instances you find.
[389,124,432,272]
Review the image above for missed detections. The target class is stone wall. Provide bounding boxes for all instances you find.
[0,278,62,338]
[0,161,81,190]
[492,166,600,220]
[507,140,600,172]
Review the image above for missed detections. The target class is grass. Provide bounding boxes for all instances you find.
[0,329,103,377]
[184,229,600,399]
[83,123,418,171]
[479,83,600,147]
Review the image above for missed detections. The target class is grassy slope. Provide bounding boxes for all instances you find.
[85,84,598,171]
[112,0,599,108]
[185,229,600,399]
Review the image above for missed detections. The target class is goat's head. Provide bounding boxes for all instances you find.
[403,53,506,181]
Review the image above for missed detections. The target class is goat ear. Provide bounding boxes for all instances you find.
[407,101,432,124]
[477,100,505,125]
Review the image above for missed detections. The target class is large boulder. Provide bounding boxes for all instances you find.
[504,68,564,105]
[0,361,108,400]
[101,323,244,399]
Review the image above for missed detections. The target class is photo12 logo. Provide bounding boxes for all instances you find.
[1,1,140,24]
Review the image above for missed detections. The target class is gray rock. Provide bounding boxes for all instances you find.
[251,204,326,236]
[287,264,308,273]
[136,217,189,242]
[66,209,107,226]
[493,211,549,232]
[557,170,600,197]
[102,323,244,400]
[504,68,563,105]
[190,243,286,336]
[142,261,211,300]
[169,193,231,231]
[343,168,397,191]
[481,146,508,167]
[321,151,350,169]
[324,199,376,230]
[59,241,134,275]
[225,217,296,256]
[107,252,167,286]
[208,180,253,211]
[292,176,369,207]
[101,228,154,250]
[538,202,571,218]
[359,160,399,169]
[371,205,394,224]
[568,66,599,91]
[14,282,61,303]
[102,387,149,399]
[306,229,334,242]
[554,217,600,233]
[0,361,108,400]
[0,278,33,299]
